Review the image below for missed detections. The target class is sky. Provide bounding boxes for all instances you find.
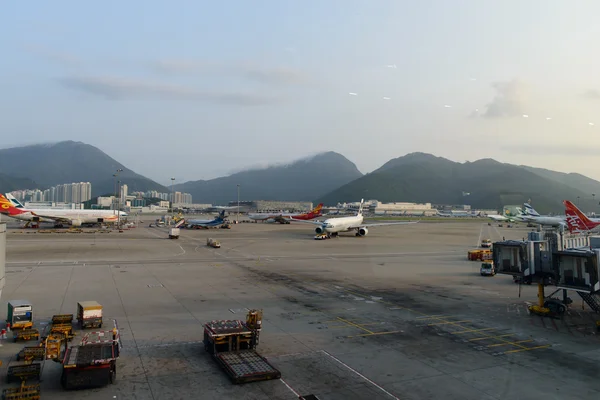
[3,1,600,185]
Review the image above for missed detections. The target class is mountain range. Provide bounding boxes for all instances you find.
[0,141,167,196]
[173,152,363,204]
[2,141,600,213]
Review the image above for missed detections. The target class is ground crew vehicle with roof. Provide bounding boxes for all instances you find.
[6,300,33,330]
[77,301,102,329]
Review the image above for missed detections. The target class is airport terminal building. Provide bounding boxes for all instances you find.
[227,200,313,212]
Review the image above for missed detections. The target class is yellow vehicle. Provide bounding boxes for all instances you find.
[481,239,492,248]
[7,300,33,330]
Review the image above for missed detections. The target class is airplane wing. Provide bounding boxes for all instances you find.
[348,221,419,229]
[288,217,325,225]
[29,212,73,224]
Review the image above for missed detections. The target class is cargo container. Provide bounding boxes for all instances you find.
[7,300,33,330]
[77,301,102,329]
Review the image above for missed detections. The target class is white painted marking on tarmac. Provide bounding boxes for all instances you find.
[476,223,484,247]
[279,378,301,397]
[177,245,186,256]
[319,350,400,399]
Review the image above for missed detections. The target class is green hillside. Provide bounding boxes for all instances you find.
[317,153,597,213]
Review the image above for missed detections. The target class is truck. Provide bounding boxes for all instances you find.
[203,310,281,384]
[169,228,180,239]
[480,239,492,248]
[6,300,33,330]
[60,324,121,390]
[77,301,103,329]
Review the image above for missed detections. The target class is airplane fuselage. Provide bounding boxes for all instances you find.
[317,214,364,234]
[520,215,565,227]
[4,209,125,224]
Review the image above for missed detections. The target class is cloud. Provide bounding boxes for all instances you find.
[57,76,277,105]
[24,43,82,67]
[499,143,600,157]
[478,79,529,119]
[153,59,310,86]
[582,89,600,100]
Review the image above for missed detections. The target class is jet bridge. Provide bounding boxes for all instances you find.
[554,249,600,313]
[492,239,555,284]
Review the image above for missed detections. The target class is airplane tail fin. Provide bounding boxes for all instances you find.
[523,203,540,217]
[6,193,25,208]
[312,203,323,214]
[564,200,599,232]
[218,210,226,220]
[0,194,26,216]
[358,199,364,215]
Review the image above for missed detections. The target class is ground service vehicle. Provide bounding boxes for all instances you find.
[7,300,33,330]
[16,347,45,362]
[49,314,75,341]
[169,228,180,239]
[13,328,40,343]
[77,301,103,329]
[480,261,496,276]
[60,325,121,390]
[207,238,221,248]
[2,381,41,400]
[481,239,492,248]
[6,362,42,383]
[314,233,330,240]
[203,310,281,384]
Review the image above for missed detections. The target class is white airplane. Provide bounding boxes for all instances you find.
[1,193,127,227]
[518,203,566,228]
[289,199,418,237]
[488,207,524,223]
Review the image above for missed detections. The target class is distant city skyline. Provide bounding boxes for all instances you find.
[11,182,92,204]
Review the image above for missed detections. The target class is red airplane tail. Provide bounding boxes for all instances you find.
[563,200,600,233]
[312,203,323,215]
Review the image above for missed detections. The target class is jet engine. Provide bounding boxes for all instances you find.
[357,227,369,236]
[71,219,83,227]
[315,226,324,234]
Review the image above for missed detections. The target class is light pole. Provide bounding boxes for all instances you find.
[117,179,121,228]
[237,184,240,223]
[113,169,123,216]
[170,177,175,225]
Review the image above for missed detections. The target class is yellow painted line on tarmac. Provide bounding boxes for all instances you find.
[336,317,374,334]
[503,345,551,354]
[340,288,552,354]
[451,327,496,335]
[487,339,533,348]
[469,334,514,342]
[347,330,401,338]
[427,320,471,326]
[416,314,451,320]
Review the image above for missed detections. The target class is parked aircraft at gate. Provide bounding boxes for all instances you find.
[185,210,226,228]
[248,203,323,223]
[564,200,600,233]
[289,199,418,237]
[0,193,127,227]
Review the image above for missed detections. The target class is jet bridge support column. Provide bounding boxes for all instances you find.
[0,223,5,300]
